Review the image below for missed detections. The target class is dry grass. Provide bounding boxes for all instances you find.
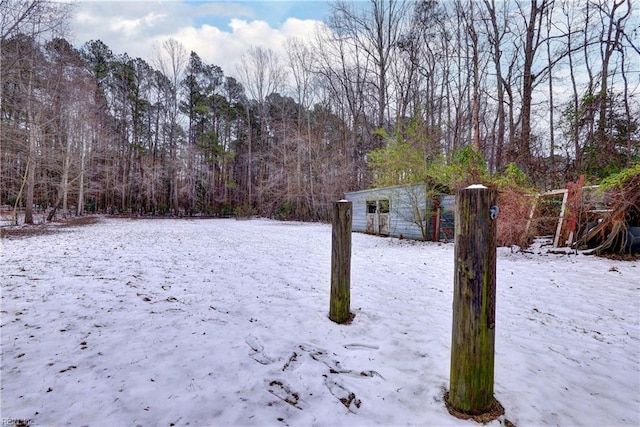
[0,215,101,239]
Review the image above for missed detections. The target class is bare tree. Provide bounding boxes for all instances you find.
[285,37,319,216]
[464,0,481,152]
[236,46,286,209]
[328,0,410,145]
[153,38,187,215]
[516,0,549,173]
[1,0,72,223]
[595,0,633,158]
[482,0,509,171]
[0,0,71,42]
[560,0,582,173]
[45,38,92,220]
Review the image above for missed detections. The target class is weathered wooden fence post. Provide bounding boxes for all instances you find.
[448,185,501,416]
[330,200,352,323]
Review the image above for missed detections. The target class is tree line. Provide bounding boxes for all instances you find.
[1,0,638,224]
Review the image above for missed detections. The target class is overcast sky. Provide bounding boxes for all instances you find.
[69,0,331,76]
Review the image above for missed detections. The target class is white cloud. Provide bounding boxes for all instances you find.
[281,17,322,37]
[110,12,167,37]
[70,1,324,80]
[170,17,322,78]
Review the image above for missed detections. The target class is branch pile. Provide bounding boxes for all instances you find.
[579,167,640,255]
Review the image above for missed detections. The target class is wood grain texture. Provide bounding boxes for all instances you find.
[449,187,498,414]
[330,201,352,323]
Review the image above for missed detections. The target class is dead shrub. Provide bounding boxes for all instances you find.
[497,187,534,248]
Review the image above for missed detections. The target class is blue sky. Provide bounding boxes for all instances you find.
[195,1,332,28]
[71,0,332,75]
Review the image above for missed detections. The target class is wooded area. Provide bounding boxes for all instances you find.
[1,0,638,224]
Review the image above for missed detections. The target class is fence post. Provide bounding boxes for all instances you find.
[448,185,500,415]
[330,200,352,324]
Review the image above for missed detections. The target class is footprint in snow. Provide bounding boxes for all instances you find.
[343,343,380,351]
[323,376,361,412]
[245,334,273,365]
[265,379,304,409]
[299,343,383,378]
[245,334,264,352]
[282,351,302,372]
[299,343,342,372]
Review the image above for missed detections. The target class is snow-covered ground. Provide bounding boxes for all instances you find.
[1,217,638,426]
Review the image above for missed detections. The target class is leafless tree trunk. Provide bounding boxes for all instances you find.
[595,0,632,154]
[467,0,481,152]
[483,0,507,171]
[545,1,556,182]
[24,69,38,224]
[237,46,285,210]
[328,0,409,147]
[562,0,582,173]
[153,38,187,215]
[518,0,548,173]
[2,0,71,223]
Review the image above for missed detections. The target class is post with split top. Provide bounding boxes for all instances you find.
[448,184,503,418]
[330,199,352,324]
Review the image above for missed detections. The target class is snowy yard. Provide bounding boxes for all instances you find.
[1,217,638,426]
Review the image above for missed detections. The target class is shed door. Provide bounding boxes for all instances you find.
[378,199,390,235]
[366,201,377,234]
[366,199,390,235]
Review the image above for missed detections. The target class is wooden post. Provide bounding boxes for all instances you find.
[524,194,538,237]
[449,185,499,415]
[330,200,352,323]
[432,195,441,242]
[553,189,569,247]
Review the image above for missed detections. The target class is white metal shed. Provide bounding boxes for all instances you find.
[345,184,454,241]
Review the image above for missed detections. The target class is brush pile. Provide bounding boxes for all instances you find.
[579,165,640,255]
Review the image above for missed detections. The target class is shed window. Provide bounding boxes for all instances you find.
[379,199,390,213]
[367,201,377,214]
